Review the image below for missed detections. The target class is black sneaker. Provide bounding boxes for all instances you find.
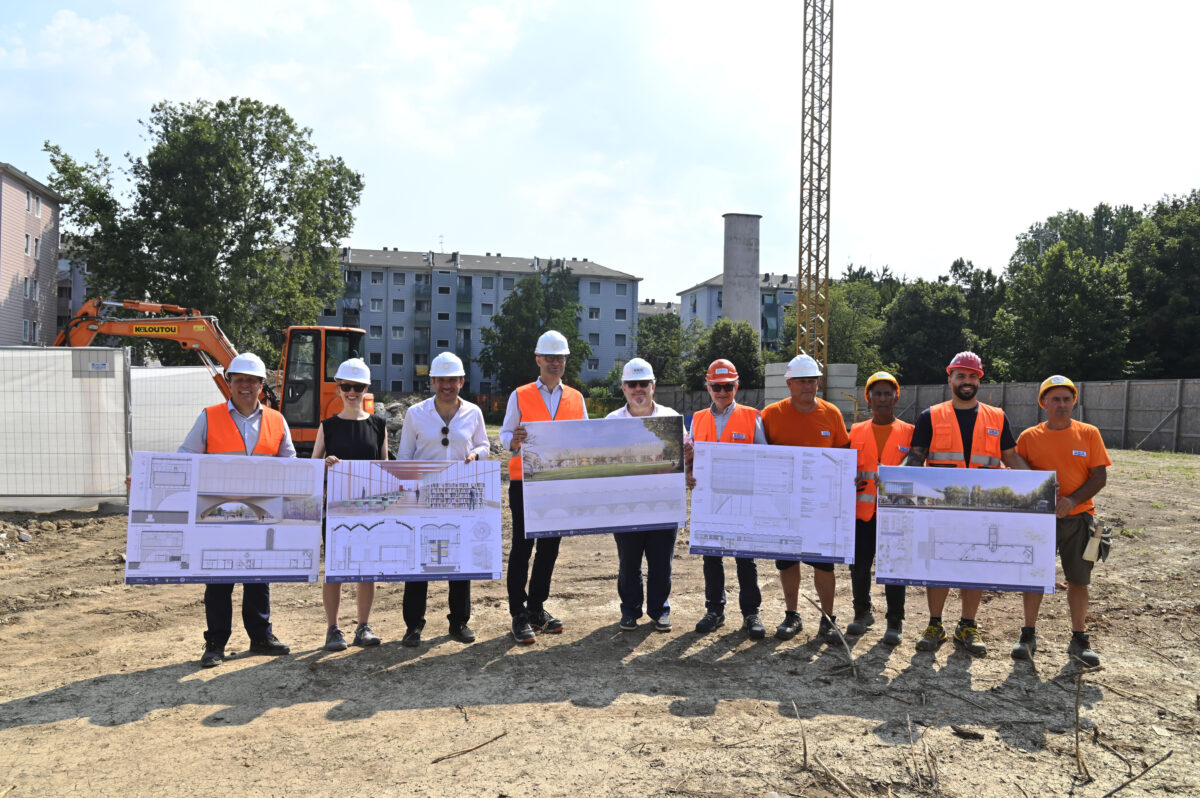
[846,610,875,636]
[449,622,476,643]
[819,615,843,645]
[742,614,766,640]
[1068,633,1101,667]
[619,613,638,631]
[882,620,903,646]
[353,622,382,647]
[953,621,988,658]
[512,614,536,645]
[200,643,225,668]
[324,626,348,652]
[652,612,672,632]
[915,621,947,652]
[694,611,725,634]
[528,608,563,634]
[249,635,290,656]
[1011,627,1037,660]
[401,628,422,647]
[775,611,803,641]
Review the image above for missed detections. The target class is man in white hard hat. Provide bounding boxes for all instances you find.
[761,353,851,645]
[607,358,682,632]
[499,330,588,644]
[179,352,296,668]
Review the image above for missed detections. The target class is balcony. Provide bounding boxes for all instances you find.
[342,297,363,311]
[415,284,432,300]
[414,329,430,350]
[456,311,472,325]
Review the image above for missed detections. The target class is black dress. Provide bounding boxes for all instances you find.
[321,414,386,460]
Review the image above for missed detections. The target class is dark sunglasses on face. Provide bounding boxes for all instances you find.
[708,383,735,392]
[441,425,450,447]
[624,380,651,388]
[338,383,366,393]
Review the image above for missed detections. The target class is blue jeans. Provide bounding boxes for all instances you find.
[702,555,761,616]
[615,527,678,620]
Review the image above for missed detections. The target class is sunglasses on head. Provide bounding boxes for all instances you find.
[338,382,366,393]
[624,380,652,388]
[708,383,735,392]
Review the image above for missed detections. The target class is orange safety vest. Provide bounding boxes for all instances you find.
[204,403,286,455]
[926,400,1005,468]
[508,382,586,480]
[690,404,760,443]
[849,418,915,521]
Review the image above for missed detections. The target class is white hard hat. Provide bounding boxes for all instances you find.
[621,358,655,382]
[784,354,822,380]
[535,330,570,355]
[430,351,466,378]
[226,352,267,379]
[334,358,371,384]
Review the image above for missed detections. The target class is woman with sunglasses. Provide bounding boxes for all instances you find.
[312,358,389,651]
[396,351,490,646]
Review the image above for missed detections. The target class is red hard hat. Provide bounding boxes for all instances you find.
[946,351,983,377]
[706,359,739,384]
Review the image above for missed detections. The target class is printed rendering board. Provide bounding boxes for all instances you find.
[689,442,857,562]
[875,466,1057,593]
[520,416,686,538]
[125,452,324,584]
[324,459,501,582]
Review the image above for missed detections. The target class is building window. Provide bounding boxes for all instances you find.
[23,277,30,298]
[587,358,599,370]
[438,285,451,295]
[323,307,336,316]
[589,281,600,294]
[391,380,404,393]
[436,339,450,348]
[34,196,40,217]
[33,238,40,259]
[392,299,405,312]
[717,291,723,307]
[33,279,39,298]
[615,308,627,320]
[371,271,383,285]
[370,298,383,311]
[415,273,429,284]
[26,191,32,212]
[58,285,70,299]
[31,321,38,341]
[415,300,431,313]
[458,276,472,290]
[437,312,450,321]
[392,271,406,285]
[502,277,514,290]
[481,303,493,316]
[391,326,405,339]
[616,283,627,296]
[415,353,428,366]
[482,276,494,289]
[588,307,600,319]
[372,379,382,392]
[690,295,697,312]
[22,320,29,342]
[479,381,491,395]
[370,325,382,338]
[615,334,627,347]
[391,353,404,366]
[588,332,600,345]
[369,352,381,365]
[25,234,31,255]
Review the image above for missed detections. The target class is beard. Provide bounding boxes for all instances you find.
[953,383,977,401]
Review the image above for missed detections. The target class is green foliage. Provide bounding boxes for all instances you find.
[46,97,363,365]
[879,280,972,384]
[1009,203,1141,274]
[636,313,686,383]
[477,263,592,391]
[682,317,764,390]
[943,258,1005,343]
[827,280,893,376]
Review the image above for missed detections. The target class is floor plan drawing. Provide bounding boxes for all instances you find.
[324,460,501,582]
[874,466,1056,593]
[125,452,324,585]
[689,443,856,562]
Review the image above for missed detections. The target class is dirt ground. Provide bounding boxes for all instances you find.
[1,449,1198,797]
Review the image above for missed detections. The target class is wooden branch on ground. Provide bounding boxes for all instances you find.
[800,592,858,679]
[813,754,862,798]
[1100,750,1173,798]
[430,730,508,764]
[1075,667,1091,781]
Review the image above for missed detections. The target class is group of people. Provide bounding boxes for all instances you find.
[183,332,1109,672]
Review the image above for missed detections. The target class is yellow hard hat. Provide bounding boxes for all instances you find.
[864,371,900,402]
[1038,375,1077,407]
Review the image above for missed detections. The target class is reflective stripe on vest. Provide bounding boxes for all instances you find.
[204,403,285,455]
[508,382,586,481]
[849,418,915,521]
[690,405,759,443]
[927,401,1005,470]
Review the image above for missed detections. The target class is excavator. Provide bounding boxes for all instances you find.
[54,298,373,456]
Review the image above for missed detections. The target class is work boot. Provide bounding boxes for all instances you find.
[915,621,947,652]
[953,620,988,658]
[528,608,563,634]
[846,609,875,636]
[324,626,348,652]
[248,635,291,656]
[742,614,766,640]
[511,614,536,645]
[449,622,476,643]
[775,611,803,641]
[695,611,725,634]
[882,620,903,647]
[200,643,225,668]
[1010,626,1037,660]
[1068,632,1101,667]
[818,615,842,646]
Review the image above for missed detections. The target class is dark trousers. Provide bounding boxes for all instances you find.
[615,527,678,620]
[506,482,561,617]
[204,582,271,646]
[702,555,761,616]
[403,580,471,630]
[849,517,906,622]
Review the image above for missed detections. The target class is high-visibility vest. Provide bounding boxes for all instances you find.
[927,400,1005,468]
[691,404,760,443]
[849,418,915,521]
[204,403,285,455]
[508,382,586,481]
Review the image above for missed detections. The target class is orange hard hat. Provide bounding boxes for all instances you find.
[946,351,984,377]
[706,359,739,384]
[864,371,900,402]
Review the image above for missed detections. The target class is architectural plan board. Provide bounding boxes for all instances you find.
[124,452,325,584]
[323,459,502,582]
[874,466,1058,593]
[688,442,857,562]
[520,416,686,538]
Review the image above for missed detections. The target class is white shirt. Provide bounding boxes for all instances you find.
[396,396,490,462]
[606,402,680,419]
[499,378,590,450]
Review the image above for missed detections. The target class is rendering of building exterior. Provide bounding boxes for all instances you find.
[324,248,640,395]
[677,271,798,350]
[1,163,62,346]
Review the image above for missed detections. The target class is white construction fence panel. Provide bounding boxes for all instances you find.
[131,366,225,454]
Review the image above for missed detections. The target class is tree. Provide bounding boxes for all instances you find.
[991,241,1128,381]
[46,97,364,364]
[1009,203,1141,274]
[478,262,592,391]
[826,280,893,376]
[943,258,1005,345]
[878,281,971,384]
[636,313,686,384]
[681,318,764,390]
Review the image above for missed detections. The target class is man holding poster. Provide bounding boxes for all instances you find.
[904,351,1029,658]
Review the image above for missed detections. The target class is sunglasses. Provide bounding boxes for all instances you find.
[441,425,450,447]
[708,383,736,392]
[624,380,652,388]
[338,383,366,393]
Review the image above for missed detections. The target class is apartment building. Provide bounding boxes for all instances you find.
[0,163,62,346]
[678,272,798,350]
[324,249,640,394]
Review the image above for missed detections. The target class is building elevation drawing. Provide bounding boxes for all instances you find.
[689,443,857,562]
[873,466,1057,593]
[124,452,325,585]
[323,459,501,583]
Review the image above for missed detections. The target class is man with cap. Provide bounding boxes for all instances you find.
[499,330,588,644]
[1012,375,1110,666]
[179,352,296,667]
[761,353,852,645]
[688,359,768,639]
[846,371,913,646]
[904,351,1029,657]
[607,358,682,632]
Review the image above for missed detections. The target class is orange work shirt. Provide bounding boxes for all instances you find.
[761,397,849,448]
[1016,420,1111,515]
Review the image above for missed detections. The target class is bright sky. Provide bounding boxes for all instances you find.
[4,1,1197,304]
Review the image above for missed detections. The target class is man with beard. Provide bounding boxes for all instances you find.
[903,351,1029,657]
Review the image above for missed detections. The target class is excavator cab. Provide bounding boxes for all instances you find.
[278,326,375,457]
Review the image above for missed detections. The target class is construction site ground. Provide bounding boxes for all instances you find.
[1,448,1197,796]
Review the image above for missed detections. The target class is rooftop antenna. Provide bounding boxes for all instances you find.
[439,234,444,253]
